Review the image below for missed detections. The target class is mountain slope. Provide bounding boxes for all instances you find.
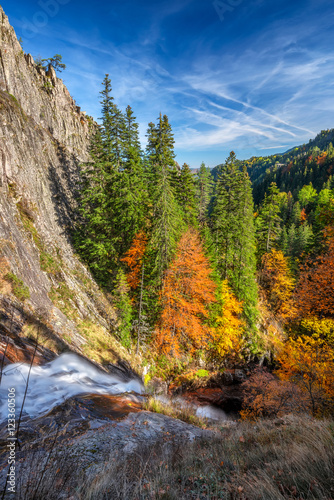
[211,129,334,204]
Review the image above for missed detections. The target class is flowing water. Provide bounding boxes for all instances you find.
[0,354,234,423]
[157,395,232,422]
[0,353,143,422]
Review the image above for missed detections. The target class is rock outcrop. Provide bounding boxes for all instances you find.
[0,394,212,499]
[0,6,124,367]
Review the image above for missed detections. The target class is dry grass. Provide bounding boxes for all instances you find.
[22,320,63,353]
[77,414,334,500]
[143,395,208,428]
[10,414,334,499]
[78,318,143,371]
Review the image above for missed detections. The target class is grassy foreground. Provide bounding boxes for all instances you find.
[79,414,334,500]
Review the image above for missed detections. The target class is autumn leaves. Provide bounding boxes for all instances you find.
[157,229,215,356]
[122,228,245,361]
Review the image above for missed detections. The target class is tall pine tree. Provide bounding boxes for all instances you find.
[196,162,213,227]
[118,105,146,254]
[145,114,183,289]
[211,152,258,326]
[174,163,198,227]
[76,75,130,287]
[256,182,282,259]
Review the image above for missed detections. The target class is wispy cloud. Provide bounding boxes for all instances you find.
[6,0,333,167]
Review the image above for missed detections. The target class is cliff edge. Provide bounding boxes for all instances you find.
[0,6,133,369]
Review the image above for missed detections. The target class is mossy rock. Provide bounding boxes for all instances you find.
[5,271,30,301]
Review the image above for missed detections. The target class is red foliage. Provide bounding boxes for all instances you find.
[316,152,327,166]
[121,231,147,290]
[295,229,334,318]
[300,208,307,223]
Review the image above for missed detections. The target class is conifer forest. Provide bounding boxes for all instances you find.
[74,75,334,419]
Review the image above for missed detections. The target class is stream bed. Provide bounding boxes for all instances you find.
[0,353,236,424]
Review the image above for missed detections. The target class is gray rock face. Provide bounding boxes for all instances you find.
[0,394,213,498]
[0,6,116,356]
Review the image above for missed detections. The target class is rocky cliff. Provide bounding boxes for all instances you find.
[0,6,132,369]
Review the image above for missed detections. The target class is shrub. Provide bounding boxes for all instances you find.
[5,272,30,301]
[240,367,307,420]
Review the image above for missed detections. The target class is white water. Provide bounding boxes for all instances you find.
[157,395,231,422]
[195,404,229,421]
[0,353,143,422]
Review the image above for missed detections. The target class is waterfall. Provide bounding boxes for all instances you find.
[0,353,143,421]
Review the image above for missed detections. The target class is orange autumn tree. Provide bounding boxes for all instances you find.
[300,207,307,223]
[295,228,334,319]
[260,249,295,319]
[156,229,216,356]
[120,231,147,290]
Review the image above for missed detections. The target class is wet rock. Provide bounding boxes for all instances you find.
[146,377,168,395]
[0,334,55,366]
[222,370,234,385]
[234,369,246,383]
[0,394,213,496]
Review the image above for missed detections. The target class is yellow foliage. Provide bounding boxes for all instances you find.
[300,317,334,346]
[276,335,334,415]
[211,280,245,360]
[260,249,295,319]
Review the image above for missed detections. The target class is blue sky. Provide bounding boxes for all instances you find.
[2,0,334,168]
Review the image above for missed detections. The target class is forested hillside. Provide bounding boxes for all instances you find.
[74,75,334,417]
[250,130,334,204]
[212,129,334,202]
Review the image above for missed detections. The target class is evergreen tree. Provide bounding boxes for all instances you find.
[146,113,176,176]
[75,76,127,287]
[99,74,126,169]
[292,201,302,225]
[211,152,258,326]
[279,226,289,254]
[196,162,213,226]
[212,151,241,278]
[112,269,133,348]
[174,163,197,227]
[118,105,146,254]
[256,182,282,258]
[75,127,117,286]
[234,166,258,324]
[99,74,115,160]
[145,114,183,290]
